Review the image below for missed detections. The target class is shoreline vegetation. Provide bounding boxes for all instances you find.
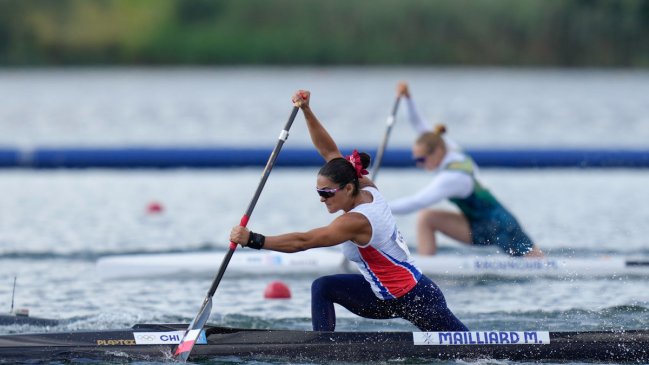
[1,0,648,67]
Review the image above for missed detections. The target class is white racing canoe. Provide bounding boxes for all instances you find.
[96,250,649,280]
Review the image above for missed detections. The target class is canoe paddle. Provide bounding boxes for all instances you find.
[370,95,401,180]
[173,106,300,362]
[10,276,16,314]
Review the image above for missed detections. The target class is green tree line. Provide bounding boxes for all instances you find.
[1,0,648,66]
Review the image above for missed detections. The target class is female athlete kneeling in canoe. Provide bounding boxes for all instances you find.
[230,90,467,332]
[389,82,543,257]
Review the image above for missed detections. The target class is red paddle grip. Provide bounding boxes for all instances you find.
[229,214,250,250]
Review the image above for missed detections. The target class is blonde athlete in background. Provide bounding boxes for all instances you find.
[389,82,543,257]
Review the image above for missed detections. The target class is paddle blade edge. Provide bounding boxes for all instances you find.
[173,298,213,361]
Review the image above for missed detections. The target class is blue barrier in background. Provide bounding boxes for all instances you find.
[0,146,648,169]
[0,149,19,167]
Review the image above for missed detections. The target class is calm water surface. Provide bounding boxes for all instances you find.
[0,67,648,149]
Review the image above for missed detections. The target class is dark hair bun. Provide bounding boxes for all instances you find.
[433,124,447,135]
[359,152,371,169]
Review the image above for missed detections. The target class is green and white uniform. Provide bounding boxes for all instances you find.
[389,96,534,256]
[446,157,533,256]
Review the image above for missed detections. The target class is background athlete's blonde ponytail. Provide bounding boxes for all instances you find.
[416,125,447,154]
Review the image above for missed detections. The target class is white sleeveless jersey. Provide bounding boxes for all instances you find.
[341,187,422,300]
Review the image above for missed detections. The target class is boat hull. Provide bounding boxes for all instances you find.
[0,323,647,363]
[96,250,649,280]
[0,314,60,327]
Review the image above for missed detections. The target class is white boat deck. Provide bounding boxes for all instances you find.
[96,250,649,280]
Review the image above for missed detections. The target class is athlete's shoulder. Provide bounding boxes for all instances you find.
[444,152,475,174]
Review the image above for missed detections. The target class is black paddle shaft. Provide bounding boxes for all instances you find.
[175,106,300,361]
[371,96,401,181]
[206,106,299,298]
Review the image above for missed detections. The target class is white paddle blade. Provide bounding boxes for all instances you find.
[173,298,213,362]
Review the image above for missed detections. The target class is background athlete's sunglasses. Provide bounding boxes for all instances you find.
[413,156,426,165]
[316,184,346,199]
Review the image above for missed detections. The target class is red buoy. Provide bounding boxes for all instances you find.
[146,201,164,214]
[263,281,291,299]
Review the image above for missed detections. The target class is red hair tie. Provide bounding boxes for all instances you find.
[346,149,368,178]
